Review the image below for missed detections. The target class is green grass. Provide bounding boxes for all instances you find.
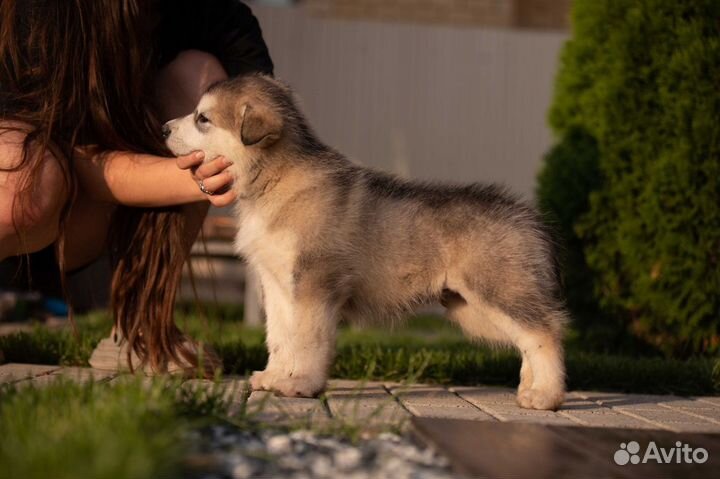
[1,310,719,396]
[0,377,231,479]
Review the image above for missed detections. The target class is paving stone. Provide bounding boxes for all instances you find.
[405,404,499,420]
[657,398,720,424]
[326,379,390,390]
[11,367,116,389]
[611,409,720,433]
[575,391,675,410]
[574,390,720,433]
[244,391,330,424]
[453,386,579,426]
[325,385,409,424]
[389,385,496,421]
[696,396,720,407]
[107,374,156,387]
[0,363,61,384]
[184,377,248,403]
[41,367,116,384]
[558,395,658,429]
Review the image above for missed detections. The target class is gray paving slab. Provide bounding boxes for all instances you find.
[657,398,720,424]
[31,367,117,385]
[697,396,720,407]
[325,382,409,424]
[574,390,720,433]
[244,390,329,424]
[184,377,248,403]
[0,363,61,384]
[107,374,156,387]
[388,385,496,421]
[559,394,659,429]
[575,391,677,410]
[452,386,592,426]
[9,367,116,389]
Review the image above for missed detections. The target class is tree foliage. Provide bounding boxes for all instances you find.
[540,0,720,356]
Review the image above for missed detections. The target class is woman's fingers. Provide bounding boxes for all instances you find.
[208,189,237,207]
[199,170,234,196]
[195,156,233,180]
[176,151,205,170]
[175,151,236,205]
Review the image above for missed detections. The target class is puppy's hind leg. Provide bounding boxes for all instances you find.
[445,293,536,398]
[513,313,566,411]
[446,289,565,410]
[444,291,513,347]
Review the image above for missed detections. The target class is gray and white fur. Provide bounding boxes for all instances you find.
[164,74,567,410]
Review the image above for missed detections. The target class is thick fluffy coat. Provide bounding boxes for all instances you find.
[164,75,567,410]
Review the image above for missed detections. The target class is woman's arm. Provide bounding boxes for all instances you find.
[74,150,236,208]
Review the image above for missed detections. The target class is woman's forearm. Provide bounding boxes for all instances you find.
[75,150,203,207]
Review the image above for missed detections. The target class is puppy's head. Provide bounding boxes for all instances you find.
[163,74,291,163]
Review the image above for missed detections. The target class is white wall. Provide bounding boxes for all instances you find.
[253,5,568,199]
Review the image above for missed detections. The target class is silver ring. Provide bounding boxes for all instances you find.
[198,179,213,196]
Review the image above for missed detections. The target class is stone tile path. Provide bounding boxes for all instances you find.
[1,363,719,434]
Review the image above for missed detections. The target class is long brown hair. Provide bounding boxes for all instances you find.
[0,0,196,371]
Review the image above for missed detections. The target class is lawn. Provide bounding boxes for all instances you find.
[1,305,718,396]
[0,376,239,479]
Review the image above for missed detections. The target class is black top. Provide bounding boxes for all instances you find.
[2,0,273,115]
[154,0,274,77]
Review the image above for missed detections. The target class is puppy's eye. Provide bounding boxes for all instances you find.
[197,114,210,124]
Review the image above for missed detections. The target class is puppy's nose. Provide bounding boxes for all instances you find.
[161,123,171,139]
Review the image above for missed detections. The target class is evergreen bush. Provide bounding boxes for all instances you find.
[540,0,720,356]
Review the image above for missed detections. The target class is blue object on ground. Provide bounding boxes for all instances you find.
[44,298,69,316]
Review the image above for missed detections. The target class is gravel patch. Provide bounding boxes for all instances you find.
[186,425,456,479]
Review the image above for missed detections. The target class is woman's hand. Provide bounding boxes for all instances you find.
[177,151,237,207]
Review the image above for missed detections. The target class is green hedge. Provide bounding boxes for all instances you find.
[540,0,720,356]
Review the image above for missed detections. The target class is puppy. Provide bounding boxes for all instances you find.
[164,74,567,410]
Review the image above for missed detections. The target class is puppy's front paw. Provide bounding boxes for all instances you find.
[517,388,564,411]
[271,376,326,398]
[249,369,277,391]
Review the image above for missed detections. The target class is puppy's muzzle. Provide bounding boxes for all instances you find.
[161,123,171,139]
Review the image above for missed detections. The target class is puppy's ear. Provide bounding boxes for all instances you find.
[240,103,283,148]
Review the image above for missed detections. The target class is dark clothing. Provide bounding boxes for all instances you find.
[0,1,273,304]
[154,0,274,77]
[2,0,272,116]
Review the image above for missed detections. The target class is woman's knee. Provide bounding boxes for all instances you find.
[155,50,229,121]
[0,128,68,257]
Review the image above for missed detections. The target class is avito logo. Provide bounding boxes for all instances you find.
[614,441,708,466]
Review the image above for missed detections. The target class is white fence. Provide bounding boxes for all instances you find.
[253,5,568,199]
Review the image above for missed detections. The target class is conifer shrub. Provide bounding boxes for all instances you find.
[539,0,720,356]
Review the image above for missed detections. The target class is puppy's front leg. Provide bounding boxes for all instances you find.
[249,268,337,397]
[249,269,295,392]
[267,289,338,398]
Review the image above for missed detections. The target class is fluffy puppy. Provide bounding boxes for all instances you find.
[164,74,567,410]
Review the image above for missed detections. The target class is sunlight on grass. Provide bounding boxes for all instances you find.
[0,377,230,479]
